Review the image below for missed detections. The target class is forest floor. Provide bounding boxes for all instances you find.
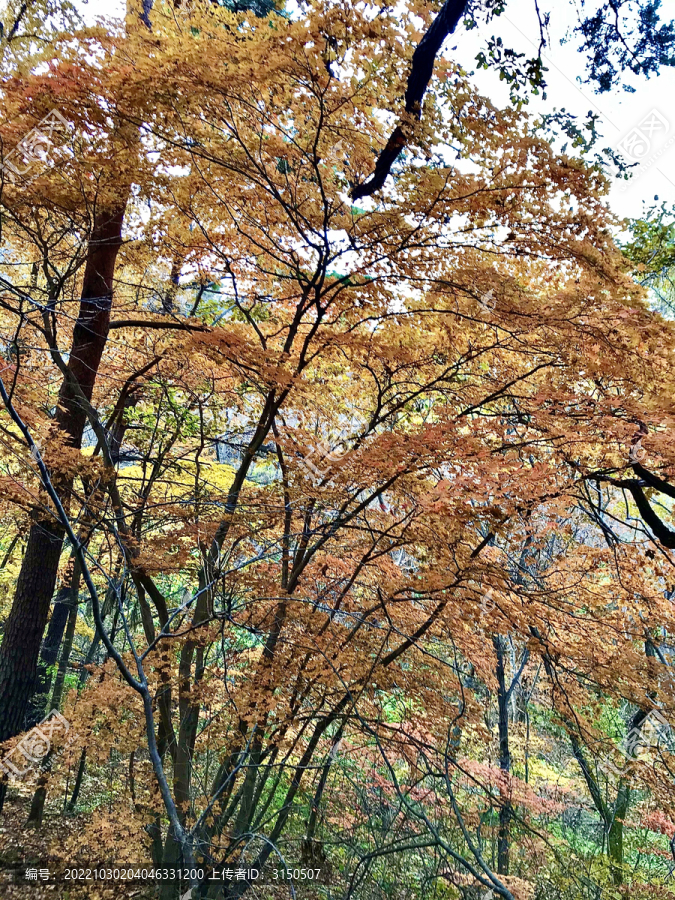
[1,788,164,899]
[0,789,324,899]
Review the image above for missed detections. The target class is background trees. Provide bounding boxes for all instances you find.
[1,1,675,899]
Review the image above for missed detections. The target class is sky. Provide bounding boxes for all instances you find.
[84,0,675,221]
[448,1,675,222]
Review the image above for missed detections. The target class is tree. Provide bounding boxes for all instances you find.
[0,0,672,774]
[2,1,675,898]
[0,0,140,797]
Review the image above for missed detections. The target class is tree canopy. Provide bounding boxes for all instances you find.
[1,1,675,899]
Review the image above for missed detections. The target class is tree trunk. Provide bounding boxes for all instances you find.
[49,585,79,713]
[67,748,87,813]
[26,553,80,727]
[608,781,630,884]
[0,521,65,743]
[493,634,511,876]
[159,577,210,898]
[26,771,49,828]
[26,564,81,826]
[0,202,128,762]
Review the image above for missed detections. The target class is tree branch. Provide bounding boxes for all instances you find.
[350,0,468,200]
[626,483,675,549]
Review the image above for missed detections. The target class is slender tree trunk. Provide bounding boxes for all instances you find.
[159,576,210,898]
[0,533,20,571]
[26,770,49,828]
[0,202,128,770]
[26,554,81,727]
[159,669,200,896]
[608,782,630,885]
[49,584,79,713]
[493,634,511,876]
[26,566,81,826]
[67,748,87,813]
[162,255,183,313]
[537,623,645,889]
[0,522,65,742]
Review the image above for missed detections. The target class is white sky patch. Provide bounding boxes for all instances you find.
[447,1,675,218]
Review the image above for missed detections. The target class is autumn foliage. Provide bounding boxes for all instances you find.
[1,1,675,899]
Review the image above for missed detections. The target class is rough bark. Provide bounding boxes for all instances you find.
[0,201,128,758]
